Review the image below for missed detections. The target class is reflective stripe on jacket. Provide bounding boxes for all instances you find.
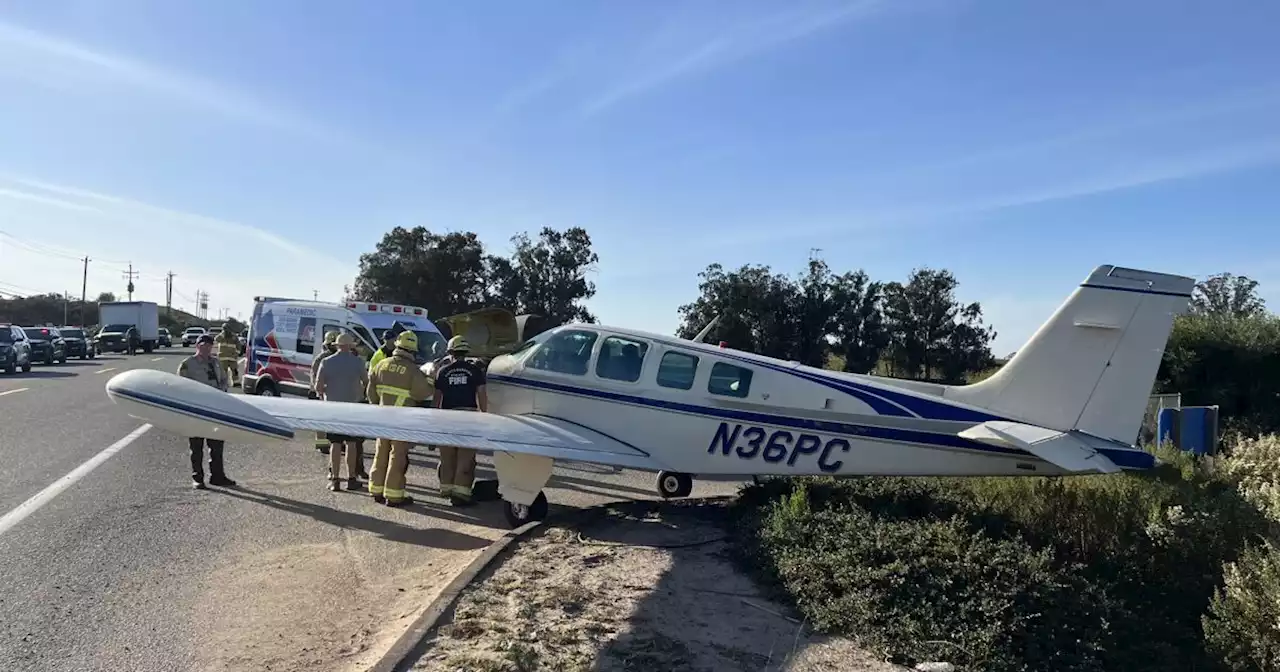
[366,349,433,407]
[214,332,239,360]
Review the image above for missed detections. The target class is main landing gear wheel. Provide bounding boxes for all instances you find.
[503,491,548,529]
[657,471,693,499]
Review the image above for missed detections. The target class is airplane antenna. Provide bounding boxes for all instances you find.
[692,315,721,343]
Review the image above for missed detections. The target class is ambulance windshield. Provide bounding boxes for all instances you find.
[373,327,446,363]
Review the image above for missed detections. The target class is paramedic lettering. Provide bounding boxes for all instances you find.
[706,422,850,473]
[285,307,318,317]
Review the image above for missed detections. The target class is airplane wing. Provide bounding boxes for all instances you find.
[957,420,1123,474]
[105,369,663,471]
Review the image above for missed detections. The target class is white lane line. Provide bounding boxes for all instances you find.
[150,357,163,361]
[94,367,118,375]
[0,388,28,397]
[0,424,153,537]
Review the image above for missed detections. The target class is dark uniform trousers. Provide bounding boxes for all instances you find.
[189,437,228,483]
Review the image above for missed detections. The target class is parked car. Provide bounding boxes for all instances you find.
[95,323,135,354]
[157,327,173,348]
[57,326,95,360]
[0,324,33,374]
[23,326,67,364]
[181,326,207,347]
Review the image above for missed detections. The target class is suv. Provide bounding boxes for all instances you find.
[57,326,95,360]
[23,326,67,364]
[182,326,207,347]
[1,325,33,374]
[157,328,173,348]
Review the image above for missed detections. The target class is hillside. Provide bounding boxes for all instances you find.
[0,293,227,332]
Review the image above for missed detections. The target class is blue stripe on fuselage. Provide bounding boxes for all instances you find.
[487,374,1155,470]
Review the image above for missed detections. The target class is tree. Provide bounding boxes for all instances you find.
[97,292,116,303]
[1191,272,1267,319]
[488,227,599,326]
[828,270,889,374]
[350,226,490,318]
[882,268,995,383]
[676,263,800,360]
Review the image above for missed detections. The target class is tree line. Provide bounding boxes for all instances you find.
[349,227,1003,384]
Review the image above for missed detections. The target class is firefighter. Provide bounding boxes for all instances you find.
[365,330,433,507]
[367,328,397,372]
[311,331,339,453]
[214,324,241,388]
[432,336,487,506]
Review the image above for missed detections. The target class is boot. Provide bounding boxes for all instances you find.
[384,496,414,508]
[346,477,361,491]
[207,441,235,487]
[328,478,340,492]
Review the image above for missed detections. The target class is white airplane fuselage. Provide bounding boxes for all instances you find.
[479,326,1155,480]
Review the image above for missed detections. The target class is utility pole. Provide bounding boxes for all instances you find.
[80,256,90,327]
[197,290,209,321]
[122,263,138,301]
[63,291,69,326]
[313,290,319,301]
[165,271,175,316]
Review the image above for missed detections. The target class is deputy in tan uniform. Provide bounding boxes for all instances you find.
[310,331,339,452]
[214,324,241,388]
[178,334,236,489]
[365,330,433,507]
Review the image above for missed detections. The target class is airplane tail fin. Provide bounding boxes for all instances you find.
[949,265,1194,446]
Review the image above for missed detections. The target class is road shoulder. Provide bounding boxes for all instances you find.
[403,499,904,672]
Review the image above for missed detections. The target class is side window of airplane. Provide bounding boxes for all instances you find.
[656,351,699,390]
[526,329,599,376]
[708,362,753,398]
[595,336,650,383]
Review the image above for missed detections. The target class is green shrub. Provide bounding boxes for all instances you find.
[729,451,1271,672]
[1203,541,1280,672]
[1159,314,1280,435]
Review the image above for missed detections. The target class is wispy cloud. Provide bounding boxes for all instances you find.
[0,19,356,146]
[0,175,348,267]
[0,175,355,314]
[0,186,102,213]
[579,1,892,118]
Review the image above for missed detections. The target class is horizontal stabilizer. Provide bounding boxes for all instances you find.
[958,420,1122,474]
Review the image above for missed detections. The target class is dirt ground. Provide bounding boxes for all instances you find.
[408,500,908,672]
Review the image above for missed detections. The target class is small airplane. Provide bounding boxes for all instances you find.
[104,264,1193,528]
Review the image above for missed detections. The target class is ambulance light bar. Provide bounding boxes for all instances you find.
[344,301,427,317]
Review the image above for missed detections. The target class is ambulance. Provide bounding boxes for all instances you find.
[242,297,449,398]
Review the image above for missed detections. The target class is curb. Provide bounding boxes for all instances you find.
[364,495,736,672]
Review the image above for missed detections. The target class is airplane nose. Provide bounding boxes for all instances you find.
[487,354,515,376]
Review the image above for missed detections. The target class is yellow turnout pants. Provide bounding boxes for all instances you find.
[369,438,411,502]
[219,357,238,383]
[436,408,478,500]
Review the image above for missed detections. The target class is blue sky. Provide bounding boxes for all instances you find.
[1,0,1279,356]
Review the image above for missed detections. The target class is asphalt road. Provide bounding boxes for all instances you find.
[0,347,744,672]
